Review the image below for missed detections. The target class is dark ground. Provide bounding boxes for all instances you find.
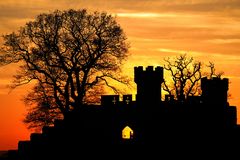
[0,151,8,159]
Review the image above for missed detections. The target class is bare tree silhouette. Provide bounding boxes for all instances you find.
[162,54,221,101]
[206,61,224,79]
[0,9,129,129]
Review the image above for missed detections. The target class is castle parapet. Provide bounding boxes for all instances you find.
[134,66,164,106]
[134,66,163,84]
[101,95,120,106]
[123,95,132,105]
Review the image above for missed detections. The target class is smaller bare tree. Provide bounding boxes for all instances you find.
[163,54,202,101]
[206,61,224,79]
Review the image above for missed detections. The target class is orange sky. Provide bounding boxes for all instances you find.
[0,0,240,150]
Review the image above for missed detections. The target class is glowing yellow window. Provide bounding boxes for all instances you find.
[122,126,134,139]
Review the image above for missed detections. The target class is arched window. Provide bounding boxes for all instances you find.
[122,126,134,139]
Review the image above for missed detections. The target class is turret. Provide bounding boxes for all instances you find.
[201,77,229,106]
[134,66,164,106]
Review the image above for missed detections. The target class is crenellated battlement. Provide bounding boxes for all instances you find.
[201,77,229,91]
[134,66,164,83]
[101,95,133,106]
[134,66,164,105]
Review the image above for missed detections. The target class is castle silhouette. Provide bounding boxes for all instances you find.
[6,66,240,159]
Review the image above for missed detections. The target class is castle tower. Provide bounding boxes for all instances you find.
[134,66,164,106]
[200,76,238,129]
[201,77,229,106]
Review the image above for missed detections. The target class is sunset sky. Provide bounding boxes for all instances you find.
[0,0,240,150]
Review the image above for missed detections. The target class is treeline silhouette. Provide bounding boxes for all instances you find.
[5,66,240,159]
